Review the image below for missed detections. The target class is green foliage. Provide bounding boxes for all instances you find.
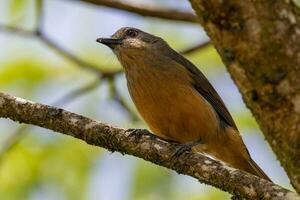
[5,0,30,25]
[234,112,259,131]
[0,1,273,199]
[0,60,53,86]
[131,161,173,200]
[0,134,99,200]
[293,0,300,8]
[187,45,224,76]
[7,0,28,16]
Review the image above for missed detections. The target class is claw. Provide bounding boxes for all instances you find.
[125,128,151,139]
[173,140,202,157]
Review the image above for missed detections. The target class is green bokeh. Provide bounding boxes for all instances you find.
[0,0,279,199]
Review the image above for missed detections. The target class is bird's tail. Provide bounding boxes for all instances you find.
[225,127,272,181]
[248,158,271,181]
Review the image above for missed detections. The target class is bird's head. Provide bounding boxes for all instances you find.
[96,27,166,58]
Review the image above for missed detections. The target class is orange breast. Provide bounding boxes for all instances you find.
[125,62,220,143]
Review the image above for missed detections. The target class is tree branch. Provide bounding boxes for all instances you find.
[38,33,104,74]
[180,40,210,55]
[107,76,139,122]
[189,0,300,193]
[0,26,35,37]
[0,24,121,75]
[75,0,199,23]
[52,78,101,107]
[0,125,28,163]
[0,92,298,200]
[0,78,102,161]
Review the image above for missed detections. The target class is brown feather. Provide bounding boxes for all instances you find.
[164,48,237,129]
[104,27,271,181]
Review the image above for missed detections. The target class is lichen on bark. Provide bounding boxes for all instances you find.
[0,92,299,199]
[189,0,300,193]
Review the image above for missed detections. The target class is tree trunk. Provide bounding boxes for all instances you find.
[189,0,300,193]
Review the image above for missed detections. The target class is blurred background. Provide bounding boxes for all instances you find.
[0,0,292,199]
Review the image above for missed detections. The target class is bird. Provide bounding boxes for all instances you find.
[96,27,271,181]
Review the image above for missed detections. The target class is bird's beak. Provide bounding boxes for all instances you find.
[96,38,123,49]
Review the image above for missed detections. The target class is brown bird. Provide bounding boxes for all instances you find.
[96,27,270,181]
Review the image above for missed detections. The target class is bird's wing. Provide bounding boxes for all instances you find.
[166,49,237,130]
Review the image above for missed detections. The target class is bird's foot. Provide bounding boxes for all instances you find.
[173,140,202,157]
[125,128,154,140]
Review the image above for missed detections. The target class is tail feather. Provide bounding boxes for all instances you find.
[224,127,272,181]
[248,158,271,181]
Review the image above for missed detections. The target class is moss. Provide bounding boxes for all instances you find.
[222,48,236,63]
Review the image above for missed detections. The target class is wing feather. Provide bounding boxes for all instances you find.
[165,49,237,130]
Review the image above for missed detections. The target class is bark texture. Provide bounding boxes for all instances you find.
[0,92,299,200]
[189,0,300,193]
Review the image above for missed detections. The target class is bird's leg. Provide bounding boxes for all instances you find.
[125,128,156,140]
[125,129,177,142]
[173,139,203,157]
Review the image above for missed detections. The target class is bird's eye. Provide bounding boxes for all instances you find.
[126,29,138,38]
